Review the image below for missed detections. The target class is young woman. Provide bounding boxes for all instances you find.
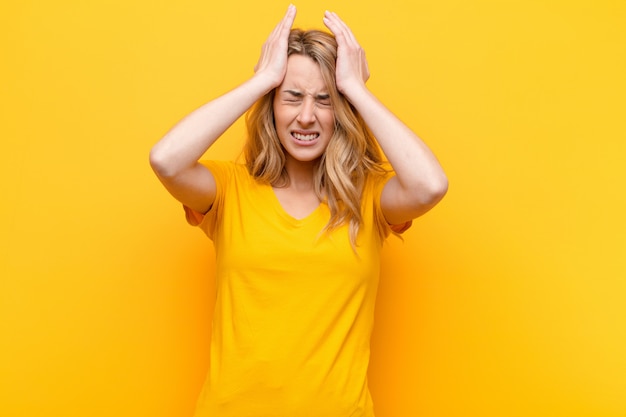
[150,6,447,417]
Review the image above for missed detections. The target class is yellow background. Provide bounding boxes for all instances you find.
[2,0,625,416]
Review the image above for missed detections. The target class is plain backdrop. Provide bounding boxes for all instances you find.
[2,0,625,416]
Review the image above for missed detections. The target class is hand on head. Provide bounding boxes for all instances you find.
[255,6,369,94]
[323,10,370,94]
[254,4,297,88]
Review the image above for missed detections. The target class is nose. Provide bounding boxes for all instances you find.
[296,99,316,125]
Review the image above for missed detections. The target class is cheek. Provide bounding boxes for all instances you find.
[273,106,293,127]
[321,111,335,131]
[273,109,290,142]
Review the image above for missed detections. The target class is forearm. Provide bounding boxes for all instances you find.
[322,10,446,209]
[347,86,448,199]
[150,73,274,177]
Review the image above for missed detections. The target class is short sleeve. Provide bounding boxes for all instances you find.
[370,172,413,239]
[183,160,238,240]
[389,220,412,234]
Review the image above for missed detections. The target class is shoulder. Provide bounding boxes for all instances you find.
[197,160,256,191]
[184,161,251,229]
[364,166,412,236]
[198,160,247,179]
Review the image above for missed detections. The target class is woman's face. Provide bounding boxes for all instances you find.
[273,54,335,165]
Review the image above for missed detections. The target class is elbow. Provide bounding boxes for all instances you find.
[149,145,176,179]
[431,175,449,203]
[382,174,448,222]
[413,175,449,211]
[149,146,165,175]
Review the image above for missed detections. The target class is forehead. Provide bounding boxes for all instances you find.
[280,54,328,92]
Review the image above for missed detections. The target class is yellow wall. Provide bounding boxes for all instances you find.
[2,0,625,416]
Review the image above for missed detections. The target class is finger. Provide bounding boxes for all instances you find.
[323,11,358,47]
[256,5,296,71]
[270,4,296,41]
[323,11,370,83]
[331,12,358,45]
[322,11,342,40]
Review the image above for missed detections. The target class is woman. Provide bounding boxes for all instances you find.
[150,6,447,417]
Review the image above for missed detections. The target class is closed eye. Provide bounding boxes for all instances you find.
[283,90,304,99]
[280,90,302,105]
[281,90,331,106]
[316,94,331,107]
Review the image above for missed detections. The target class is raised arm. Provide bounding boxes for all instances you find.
[149,5,296,214]
[323,11,448,225]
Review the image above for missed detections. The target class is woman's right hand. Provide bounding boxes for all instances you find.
[150,5,297,216]
[253,4,297,88]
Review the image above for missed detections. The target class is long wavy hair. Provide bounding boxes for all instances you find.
[244,29,387,246]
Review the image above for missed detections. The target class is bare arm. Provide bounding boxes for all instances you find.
[323,11,448,225]
[149,5,296,213]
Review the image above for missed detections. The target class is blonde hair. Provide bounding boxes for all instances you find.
[244,29,387,245]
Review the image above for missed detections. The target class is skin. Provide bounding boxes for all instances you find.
[273,54,334,167]
[271,54,336,218]
[150,5,448,224]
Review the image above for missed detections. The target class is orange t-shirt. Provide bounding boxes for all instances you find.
[186,161,409,417]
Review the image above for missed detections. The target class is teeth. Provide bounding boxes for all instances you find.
[293,132,318,141]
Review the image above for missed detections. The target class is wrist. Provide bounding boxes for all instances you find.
[239,72,279,100]
[251,70,283,94]
[339,81,370,105]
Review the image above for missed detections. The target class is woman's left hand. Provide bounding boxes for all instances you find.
[323,11,369,95]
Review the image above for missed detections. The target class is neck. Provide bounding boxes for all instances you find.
[282,158,318,191]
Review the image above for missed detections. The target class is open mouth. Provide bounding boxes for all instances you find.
[292,132,319,142]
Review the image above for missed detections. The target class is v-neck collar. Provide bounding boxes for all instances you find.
[265,185,327,227]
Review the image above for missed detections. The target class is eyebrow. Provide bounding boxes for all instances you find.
[283,89,330,100]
